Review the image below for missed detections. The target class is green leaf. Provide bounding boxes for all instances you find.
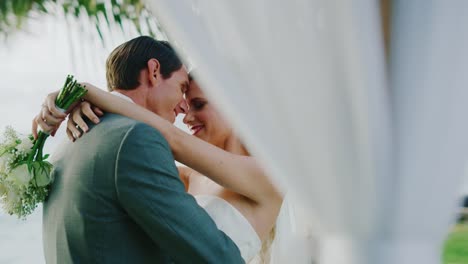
[0,0,159,39]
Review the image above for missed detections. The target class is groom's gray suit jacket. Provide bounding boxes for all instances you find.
[43,114,243,264]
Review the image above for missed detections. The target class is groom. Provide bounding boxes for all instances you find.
[41,36,243,263]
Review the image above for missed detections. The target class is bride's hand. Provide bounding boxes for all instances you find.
[66,101,104,142]
[32,91,67,139]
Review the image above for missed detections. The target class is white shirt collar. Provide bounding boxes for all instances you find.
[110,91,135,103]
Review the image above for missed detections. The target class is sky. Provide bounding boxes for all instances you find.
[0,14,189,263]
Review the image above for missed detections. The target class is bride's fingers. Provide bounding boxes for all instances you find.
[81,102,100,124]
[41,107,63,126]
[66,128,75,142]
[45,92,66,119]
[72,108,88,132]
[32,117,39,139]
[92,106,104,117]
[67,118,82,139]
[36,115,53,133]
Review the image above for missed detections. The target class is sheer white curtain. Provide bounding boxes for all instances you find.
[145,1,468,263]
[384,2,468,263]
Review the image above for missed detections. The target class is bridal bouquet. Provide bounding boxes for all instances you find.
[0,75,87,218]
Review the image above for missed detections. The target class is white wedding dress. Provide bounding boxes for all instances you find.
[195,194,317,263]
[195,195,262,263]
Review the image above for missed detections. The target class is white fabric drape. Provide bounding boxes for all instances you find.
[268,194,319,263]
[383,2,468,263]
[145,1,468,263]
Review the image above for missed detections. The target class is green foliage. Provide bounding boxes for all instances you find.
[443,223,468,264]
[0,0,157,39]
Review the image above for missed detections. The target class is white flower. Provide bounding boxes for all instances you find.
[8,164,32,187]
[16,137,34,156]
[3,187,21,214]
[33,163,52,187]
[2,127,20,149]
[0,153,14,174]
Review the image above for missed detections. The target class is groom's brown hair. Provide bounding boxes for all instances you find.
[106,36,182,91]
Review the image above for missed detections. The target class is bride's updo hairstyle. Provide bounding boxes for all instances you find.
[105,36,182,91]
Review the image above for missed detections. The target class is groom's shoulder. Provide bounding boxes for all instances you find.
[98,113,167,144]
[99,113,138,128]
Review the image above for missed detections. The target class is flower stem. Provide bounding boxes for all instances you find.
[32,132,49,162]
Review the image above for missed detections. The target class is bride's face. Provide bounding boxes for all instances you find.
[183,81,232,148]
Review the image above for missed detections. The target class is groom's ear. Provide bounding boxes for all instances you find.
[147,59,161,87]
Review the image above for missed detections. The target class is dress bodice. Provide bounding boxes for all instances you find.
[195,195,262,262]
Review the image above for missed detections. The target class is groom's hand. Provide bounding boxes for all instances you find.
[66,101,104,142]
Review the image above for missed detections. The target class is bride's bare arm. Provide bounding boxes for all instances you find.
[79,83,281,204]
[177,166,191,192]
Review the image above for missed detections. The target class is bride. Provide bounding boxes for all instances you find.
[35,74,283,263]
